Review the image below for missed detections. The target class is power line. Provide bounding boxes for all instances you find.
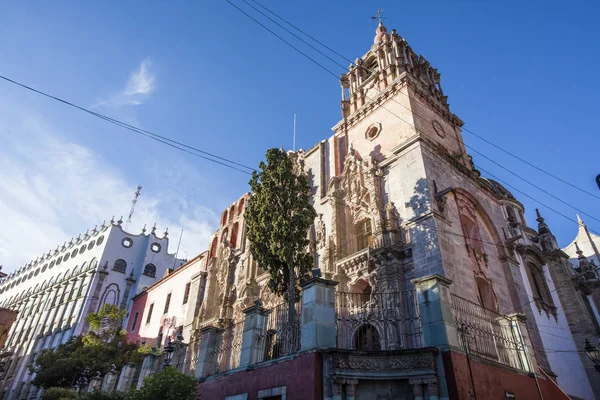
[231,0,600,225]
[462,126,600,201]
[0,75,255,175]
[225,0,339,80]
[245,0,600,203]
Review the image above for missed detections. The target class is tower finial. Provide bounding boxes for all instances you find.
[577,214,584,226]
[370,8,386,24]
[535,208,544,222]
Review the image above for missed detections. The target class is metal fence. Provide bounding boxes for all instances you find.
[211,321,244,374]
[336,290,423,350]
[256,301,302,363]
[451,294,527,371]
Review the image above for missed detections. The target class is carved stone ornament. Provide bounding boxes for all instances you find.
[334,353,434,371]
[316,214,326,249]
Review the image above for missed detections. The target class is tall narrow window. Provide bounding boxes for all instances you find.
[356,219,373,251]
[231,222,239,248]
[131,311,139,332]
[163,293,171,314]
[183,283,191,305]
[146,304,154,324]
[143,264,156,278]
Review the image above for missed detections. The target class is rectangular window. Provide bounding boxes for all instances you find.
[163,293,171,314]
[146,304,154,324]
[131,311,139,332]
[183,283,191,305]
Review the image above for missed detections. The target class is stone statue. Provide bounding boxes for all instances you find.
[316,214,326,249]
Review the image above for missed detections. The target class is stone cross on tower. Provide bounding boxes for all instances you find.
[371,8,386,24]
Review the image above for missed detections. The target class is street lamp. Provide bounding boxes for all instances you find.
[163,340,175,369]
[584,339,600,372]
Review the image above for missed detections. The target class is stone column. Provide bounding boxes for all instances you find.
[137,354,159,390]
[332,381,342,400]
[411,275,459,350]
[88,374,102,392]
[239,305,270,368]
[425,377,439,400]
[195,326,224,379]
[100,368,118,392]
[410,378,424,400]
[300,278,338,351]
[116,363,136,392]
[345,379,358,400]
[172,341,189,372]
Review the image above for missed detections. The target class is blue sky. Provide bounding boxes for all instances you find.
[0,0,599,271]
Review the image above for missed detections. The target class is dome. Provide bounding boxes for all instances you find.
[479,178,516,200]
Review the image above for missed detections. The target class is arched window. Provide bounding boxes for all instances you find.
[229,205,235,221]
[113,259,127,273]
[210,237,218,258]
[476,276,498,312]
[356,219,373,251]
[354,324,381,351]
[231,222,239,248]
[526,263,555,311]
[238,198,245,214]
[143,264,157,278]
[221,210,228,226]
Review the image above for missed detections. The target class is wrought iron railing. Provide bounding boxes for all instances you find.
[451,294,527,371]
[256,301,302,363]
[336,290,423,350]
[211,321,243,374]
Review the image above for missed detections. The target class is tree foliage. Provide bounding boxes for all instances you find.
[31,305,148,390]
[245,148,316,309]
[128,368,197,400]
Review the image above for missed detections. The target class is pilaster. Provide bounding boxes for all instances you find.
[239,305,270,368]
[195,326,224,379]
[300,278,338,351]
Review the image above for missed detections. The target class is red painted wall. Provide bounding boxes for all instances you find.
[197,352,322,400]
[126,291,147,343]
[443,351,570,400]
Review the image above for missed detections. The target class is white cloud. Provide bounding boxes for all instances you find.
[92,57,156,119]
[0,111,217,272]
[124,57,155,101]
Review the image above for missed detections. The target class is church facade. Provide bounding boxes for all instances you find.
[188,20,600,400]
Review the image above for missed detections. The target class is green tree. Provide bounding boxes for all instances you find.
[128,368,197,400]
[31,305,149,389]
[245,148,316,321]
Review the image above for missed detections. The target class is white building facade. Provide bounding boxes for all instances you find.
[0,220,185,399]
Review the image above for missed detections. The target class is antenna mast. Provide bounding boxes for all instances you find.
[293,113,297,151]
[127,185,143,224]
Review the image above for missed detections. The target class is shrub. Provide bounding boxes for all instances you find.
[42,387,78,400]
[128,368,197,400]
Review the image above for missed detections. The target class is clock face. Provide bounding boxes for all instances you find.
[432,120,446,138]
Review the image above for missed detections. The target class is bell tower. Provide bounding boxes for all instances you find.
[332,18,469,172]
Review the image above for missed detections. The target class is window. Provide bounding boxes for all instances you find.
[146,304,154,324]
[131,311,139,332]
[231,222,239,247]
[354,324,381,351]
[183,283,191,304]
[97,235,104,246]
[356,219,373,251]
[79,245,86,254]
[121,238,133,248]
[229,205,235,221]
[526,263,555,313]
[113,259,127,273]
[63,252,70,262]
[71,249,78,258]
[143,264,156,278]
[151,242,161,253]
[88,240,95,250]
[164,293,171,314]
[238,198,245,214]
[221,210,228,226]
[157,326,164,348]
[56,257,62,266]
[210,238,218,258]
